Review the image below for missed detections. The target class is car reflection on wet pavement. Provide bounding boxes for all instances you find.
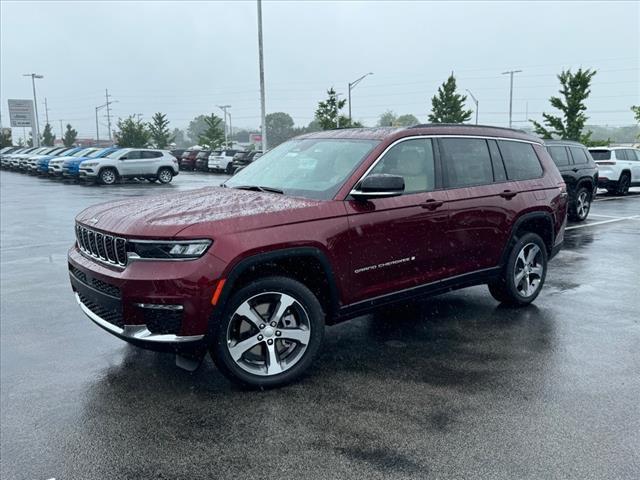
[1,172,639,479]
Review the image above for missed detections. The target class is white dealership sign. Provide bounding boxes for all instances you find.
[8,99,35,128]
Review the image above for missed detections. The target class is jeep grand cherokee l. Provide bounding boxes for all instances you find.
[68,125,567,388]
[589,147,640,195]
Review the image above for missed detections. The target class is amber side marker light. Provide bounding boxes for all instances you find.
[211,279,226,305]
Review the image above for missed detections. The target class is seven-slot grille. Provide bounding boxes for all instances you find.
[75,223,127,266]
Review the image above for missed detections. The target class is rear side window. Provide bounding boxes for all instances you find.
[589,150,611,160]
[142,151,162,158]
[615,150,628,160]
[631,150,640,161]
[626,149,639,161]
[547,146,570,166]
[569,147,588,164]
[497,140,543,180]
[440,138,493,188]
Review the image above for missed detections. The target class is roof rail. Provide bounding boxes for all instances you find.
[408,123,529,134]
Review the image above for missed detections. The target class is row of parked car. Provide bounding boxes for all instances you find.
[171,148,263,174]
[0,145,180,184]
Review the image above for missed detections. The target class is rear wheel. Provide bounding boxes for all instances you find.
[488,233,548,306]
[569,186,591,221]
[99,168,117,185]
[616,173,630,195]
[157,168,173,184]
[210,276,325,388]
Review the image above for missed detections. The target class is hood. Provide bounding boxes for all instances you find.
[63,156,91,165]
[76,187,329,238]
[49,155,75,164]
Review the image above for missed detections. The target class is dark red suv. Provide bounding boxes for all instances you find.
[68,125,567,388]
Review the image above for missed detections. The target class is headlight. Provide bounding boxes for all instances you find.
[128,240,212,260]
[82,162,98,167]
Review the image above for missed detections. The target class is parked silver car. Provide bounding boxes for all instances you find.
[78,148,179,185]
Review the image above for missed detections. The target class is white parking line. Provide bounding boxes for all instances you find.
[566,215,640,230]
[588,213,622,218]
[593,195,640,202]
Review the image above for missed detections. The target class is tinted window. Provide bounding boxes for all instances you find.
[569,147,588,164]
[369,138,435,193]
[631,150,640,161]
[127,150,142,160]
[614,150,628,160]
[497,140,543,180]
[626,149,638,161]
[488,139,507,181]
[440,138,493,188]
[547,146,570,166]
[589,150,611,160]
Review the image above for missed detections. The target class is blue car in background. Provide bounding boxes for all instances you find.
[62,147,120,178]
[36,147,83,175]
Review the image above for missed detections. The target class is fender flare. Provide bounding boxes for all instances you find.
[500,211,555,266]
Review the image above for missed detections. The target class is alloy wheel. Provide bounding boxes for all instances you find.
[101,169,116,185]
[158,169,172,183]
[576,191,590,220]
[226,292,311,376]
[513,243,544,297]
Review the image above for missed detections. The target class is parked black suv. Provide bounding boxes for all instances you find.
[232,150,263,173]
[195,150,213,171]
[545,140,598,221]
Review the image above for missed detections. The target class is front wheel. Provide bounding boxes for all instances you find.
[99,168,117,185]
[488,233,548,306]
[157,168,173,184]
[569,187,591,221]
[210,276,325,388]
[225,163,234,174]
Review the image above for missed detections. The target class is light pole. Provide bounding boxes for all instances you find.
[502,70,522,128]
[23,73,44,146]
[466,89,479,125]
[348,72,373,122]
[95,100,118,146]
[217,105,231,146]
[257,0,267,152]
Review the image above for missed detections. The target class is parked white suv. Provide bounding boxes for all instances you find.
[589,147,640,195]
[49,148,100,176]
[78,148,179,185]
[208,149,244,174]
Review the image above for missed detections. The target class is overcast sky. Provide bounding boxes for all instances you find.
[1,0,638,140]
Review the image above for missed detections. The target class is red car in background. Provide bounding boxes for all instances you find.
[179,149,199,170]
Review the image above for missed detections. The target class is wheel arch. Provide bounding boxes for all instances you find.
[215,247,340,324]
[98,165,120,178]
[500,211,555,266]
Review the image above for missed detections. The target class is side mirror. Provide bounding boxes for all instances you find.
[351,174,404,200]
[119,156,127,160]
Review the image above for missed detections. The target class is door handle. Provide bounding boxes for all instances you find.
[421,199,444,210]
[572,168,579,172]
[499,190,518,199]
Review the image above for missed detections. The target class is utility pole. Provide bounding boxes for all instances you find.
[23,73,44,146]
[466,89,479,125]
[59,120,64,139]
[501,70,522,128]
[217,105,231,146]
[43,97,50,124]
[95,107,101,145]
[257,0,267,152]
[105,89,113,141]
[348,72,373,122]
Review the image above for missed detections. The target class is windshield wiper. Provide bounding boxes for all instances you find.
[233,185,284,194]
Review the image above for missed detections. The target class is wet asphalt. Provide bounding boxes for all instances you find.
[1,171,639,480]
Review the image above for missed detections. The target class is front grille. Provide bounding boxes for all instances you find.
[91,278,121,298]
[69,264,87,283]
[76,223,127,266]
[142,309,183,335]
[78,293,124,328]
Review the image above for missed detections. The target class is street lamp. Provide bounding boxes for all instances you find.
[23,73,44,146]
[466,89,479,125]
[95,100,118,146]
[217,105,231,146]
[348,72,373,122]
[501,70,522,128]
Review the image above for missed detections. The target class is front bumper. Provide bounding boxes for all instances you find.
[68,246,225,350]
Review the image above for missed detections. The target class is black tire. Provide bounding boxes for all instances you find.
[615,173,630,195]
[157,167,173,184]
[210,276,325,388]
[568,186,591,222]
[225,163,234,174]
[488,232,548,306]
[99,167,118,185]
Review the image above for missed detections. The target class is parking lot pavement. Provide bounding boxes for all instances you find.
[1,171,639,480]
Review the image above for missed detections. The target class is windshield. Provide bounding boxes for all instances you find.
[87,148,110,158]
[589,150,611,160]
[225,138,379,200]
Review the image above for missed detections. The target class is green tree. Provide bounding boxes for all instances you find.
[198,113,225,148]
[428,74,473,124]
[531,68,597,143]
[0,129,12,147]
[266,112,295,147]
[114,116,150,147]
[632,106,640,140]
[41,123,56,146]
[315,88,353,129]
[62,124,77,147]
[395,114,420,127]
[187,114,226,145]
[148,112,174,149]
[377,110,397,127]
[171,128,189,148]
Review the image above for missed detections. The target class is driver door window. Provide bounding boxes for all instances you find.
[368,138,436,193]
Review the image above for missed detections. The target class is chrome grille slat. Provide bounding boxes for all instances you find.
[75,224,127,267]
